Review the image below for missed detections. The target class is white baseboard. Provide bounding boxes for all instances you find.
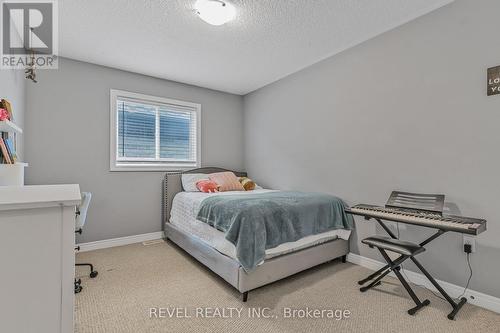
[77,231,165,252]
[346,253,500,314]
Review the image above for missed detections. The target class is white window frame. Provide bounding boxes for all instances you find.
[110,89,201,172]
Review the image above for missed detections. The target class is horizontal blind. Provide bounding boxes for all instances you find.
[159,106,197,162]
[117,100,156,159]
[116,97,198,165]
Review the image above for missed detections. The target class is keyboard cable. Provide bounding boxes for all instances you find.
[456,252,473,300]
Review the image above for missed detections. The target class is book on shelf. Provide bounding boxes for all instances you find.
[0,98,18,164]
[0,137,12,164]
[1,131,15,150]
[4,138,17,163]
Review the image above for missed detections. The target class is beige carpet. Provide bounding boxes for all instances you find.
[75,241,499,333]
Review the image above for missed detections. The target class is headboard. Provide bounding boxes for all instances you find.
[162,167,247,229]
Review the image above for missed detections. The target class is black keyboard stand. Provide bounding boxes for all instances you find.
[358,217,467,320]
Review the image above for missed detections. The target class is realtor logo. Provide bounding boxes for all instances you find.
[1,0,58,69]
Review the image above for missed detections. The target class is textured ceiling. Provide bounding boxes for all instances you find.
[59,0,454,95]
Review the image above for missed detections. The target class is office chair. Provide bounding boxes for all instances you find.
[74,192,98,294]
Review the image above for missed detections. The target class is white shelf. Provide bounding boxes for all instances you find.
[0,184,81,210]
[0,120,22,134]
[0,162,28,167]
[0,162,27,186]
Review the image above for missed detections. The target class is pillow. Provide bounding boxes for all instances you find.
[239,177,256,191]
[196,180,220,193]
[209,172,245,192]
[181,173,209,192]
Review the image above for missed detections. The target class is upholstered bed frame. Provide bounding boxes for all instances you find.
[162,167,349,302]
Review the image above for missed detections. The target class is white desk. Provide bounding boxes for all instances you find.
[0,184,80,333]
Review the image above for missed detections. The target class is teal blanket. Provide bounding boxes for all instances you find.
[196,191,354,271]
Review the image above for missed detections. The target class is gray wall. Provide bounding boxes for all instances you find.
[0,69,25,159]
[244,0,500,298]
[25,58,244,243]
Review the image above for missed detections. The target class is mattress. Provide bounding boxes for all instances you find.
[169,189,351,262]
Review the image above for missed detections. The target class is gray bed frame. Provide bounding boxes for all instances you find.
[162,167,349,302]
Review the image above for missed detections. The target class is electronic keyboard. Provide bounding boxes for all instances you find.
[348,191,486,320]
[346,204,486,235]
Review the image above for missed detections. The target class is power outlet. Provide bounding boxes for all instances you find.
[463,235,476,253]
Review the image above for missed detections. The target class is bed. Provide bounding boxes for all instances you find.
[162,167,351,301]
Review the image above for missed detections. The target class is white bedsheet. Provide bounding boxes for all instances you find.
[169,190,351,262]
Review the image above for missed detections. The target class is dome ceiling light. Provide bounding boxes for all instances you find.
[194,0,236,26]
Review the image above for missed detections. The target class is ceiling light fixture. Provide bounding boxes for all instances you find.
[194,0,235,26]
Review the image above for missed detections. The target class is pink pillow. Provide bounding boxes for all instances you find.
[196,180,220,193]
[209,172,245,192]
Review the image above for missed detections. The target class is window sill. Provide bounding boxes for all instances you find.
[110,163,200,172]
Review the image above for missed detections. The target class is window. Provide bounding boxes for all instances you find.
[110,90,201,171]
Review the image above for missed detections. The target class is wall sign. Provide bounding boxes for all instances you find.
[487,66,500,96]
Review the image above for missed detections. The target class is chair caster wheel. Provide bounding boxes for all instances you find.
[75,285,82,293]
[90,271,98,278]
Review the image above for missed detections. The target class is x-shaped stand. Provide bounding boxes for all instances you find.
[358,217,467,320]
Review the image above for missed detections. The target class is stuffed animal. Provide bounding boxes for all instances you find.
[239,177,256,191]
[196,180,220,193]
[0,108,9,121]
